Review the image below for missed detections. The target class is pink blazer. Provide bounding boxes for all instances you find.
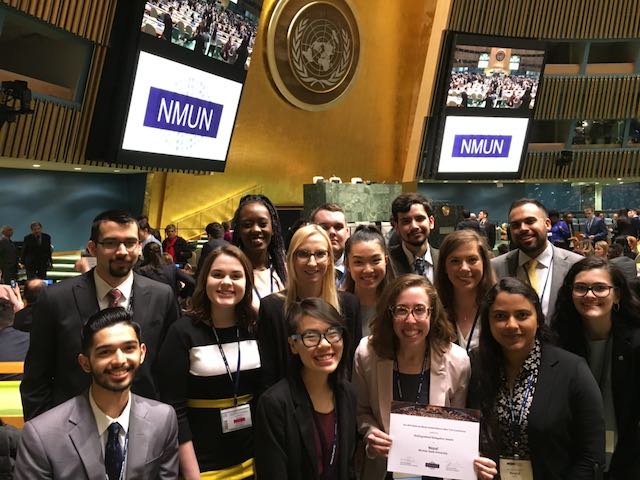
[352,336,471,480]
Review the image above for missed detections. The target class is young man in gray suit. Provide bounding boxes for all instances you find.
[15,307,179,479]
[491,198,582,322]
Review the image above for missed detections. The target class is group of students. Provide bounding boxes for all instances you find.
[146,193,638,479]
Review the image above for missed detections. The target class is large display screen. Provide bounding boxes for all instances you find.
[120,50,242,170]
[437,116,530,175]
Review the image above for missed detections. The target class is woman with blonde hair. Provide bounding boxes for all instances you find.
[257,224,361,390]
[594,240,609,258]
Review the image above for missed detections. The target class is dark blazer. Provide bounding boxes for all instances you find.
[14,392,179,479]
[196,238,229,274]
[585,217,608,242]
[0,236,19,282]
[481,220,496,249]
[468,344,605,480]
[12,305,34,332]
[21,233,52,269]
[257,291,361,391]
[388,243,440,278]
[20,270,180,420]
[255,374,357,480]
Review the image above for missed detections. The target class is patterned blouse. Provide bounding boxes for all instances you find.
[495,338,542,458]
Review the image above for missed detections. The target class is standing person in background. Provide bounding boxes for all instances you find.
[255,298,357,479]
[22,222,52,280]
[343,226,395,337]
[222,221,233,242]
[162,224,192,265]
[232,194,287,309]
[584,207,608,243]
[549,209,571,249]
[310,203,351,286]
[162,7,174,42]
[0,225,19,285]
[158,245,261,479]
[478,210,496,250]
[138,218,162,254]
[435,229,496,353]
[552,257,640,478]
[196,222,229,275]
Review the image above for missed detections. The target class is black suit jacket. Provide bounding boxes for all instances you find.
[585,217,608,242]
[469,344,605,480]
[0,236,19,281]
[21,233,52,268]
[257,291,361,391]
[388,243,439,278]
[481,220,496,249]
[20,270,180,420]
[255,374,357,480]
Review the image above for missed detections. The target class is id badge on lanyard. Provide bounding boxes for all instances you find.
[499,457,533,480]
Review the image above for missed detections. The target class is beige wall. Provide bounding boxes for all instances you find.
[151,0,444,226]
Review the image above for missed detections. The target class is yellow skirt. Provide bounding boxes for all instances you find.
[200,458,254,479]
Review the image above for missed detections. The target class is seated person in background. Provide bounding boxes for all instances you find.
[574,238,595,256]
[13,279,46,333]
[608,241,638,282]
[255,298,357,479]
[594,240,609,259]
[137,243,195,299]
[0,286,29,380]
[14,307,179,479]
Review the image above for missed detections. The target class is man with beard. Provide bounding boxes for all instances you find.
[21,210,179,421]
[310,203,350,285]
[491,198,582,322]
[15,308,179,479]
[388,193,439,283]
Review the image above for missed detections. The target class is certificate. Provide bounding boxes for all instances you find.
[387,402,481,480]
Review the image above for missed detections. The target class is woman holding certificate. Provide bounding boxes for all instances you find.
[552,256,640,479]
[353,274,497,479]
[468,277,605,480]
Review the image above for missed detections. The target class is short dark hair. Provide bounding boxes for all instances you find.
[23,279,46,305]
[205,222,224,238]
[479,209,489,217]
[30,222,42,230]
[462,209,471,219]
[286,297,350,383]
[548,209,560,219]
[508,198,547,217]
[81,307,141,355]
[137,218,152,233]
[309,203,346,223]
[391,193,433,222]
[91,210,137,242]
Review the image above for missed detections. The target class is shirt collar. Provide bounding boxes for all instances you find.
[517,242,553,269]
[88,386,131,437]
[93,269,134,303]
[334,252,345,270]
[401,241,433,266]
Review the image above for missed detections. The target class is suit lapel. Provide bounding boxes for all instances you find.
[73,272,99,325]
[506,250,520,277]
[529,345,559,423]
[132,274,152,328]
[68,394,105,479]
[428,348,447,406]
[126,395,151,478]
[290,376,319,478]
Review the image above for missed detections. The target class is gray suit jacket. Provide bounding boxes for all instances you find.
[491,244,582,322]
[388,242,439,279]
[14,392,179,479]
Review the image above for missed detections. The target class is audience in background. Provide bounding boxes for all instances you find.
[162,224,192,264]
[13,279,46,332]
[0,284,29,380]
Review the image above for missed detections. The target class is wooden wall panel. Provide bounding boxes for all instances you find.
[524,151,640,180]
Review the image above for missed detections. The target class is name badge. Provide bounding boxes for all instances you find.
[220,404,252,433]
[500,457,533,480]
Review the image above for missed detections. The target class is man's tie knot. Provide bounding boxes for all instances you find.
[413,257,426,276]
[108,289,123,308]
[527,259,540,295]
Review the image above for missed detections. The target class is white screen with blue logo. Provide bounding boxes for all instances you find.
[121,51,243,163]
[438,116,529,174]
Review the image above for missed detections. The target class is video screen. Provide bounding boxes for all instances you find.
[140,0,262,75]
[120,50,243,167]
[437,115,530,175]
[446,43,545,111]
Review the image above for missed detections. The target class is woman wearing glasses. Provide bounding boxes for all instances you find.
[255,298,357,479]
[258,224,361,390]
[435,229,496,353]
[469,277,604,480]
[353,274,496,479]
[552,256,640,478]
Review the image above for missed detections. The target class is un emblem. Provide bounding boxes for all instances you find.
[266,0,360,110]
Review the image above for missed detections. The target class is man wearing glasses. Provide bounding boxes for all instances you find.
[21,210,179,421]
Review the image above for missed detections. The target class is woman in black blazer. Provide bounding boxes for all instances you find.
[258,225,361,391]
[552,256,640,479]
[468,278,605,480]
[255,298,357,479]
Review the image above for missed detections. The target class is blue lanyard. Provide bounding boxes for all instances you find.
[253,267,276,300]
[508,373,535,449]
[211,325,241,406]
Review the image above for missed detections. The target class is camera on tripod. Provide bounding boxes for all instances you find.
[0,80,34,125]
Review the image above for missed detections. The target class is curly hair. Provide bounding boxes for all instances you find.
[369,274,454,360]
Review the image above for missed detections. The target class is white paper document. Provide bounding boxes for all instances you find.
[387,402,481,480]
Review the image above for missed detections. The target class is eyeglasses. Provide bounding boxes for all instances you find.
[96,239,139,251]
[294,249,329,262]
[390,304,432,320]
[290,327,344,348]
[572,283,615,297]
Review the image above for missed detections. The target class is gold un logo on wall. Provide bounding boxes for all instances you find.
[266,0,360,111]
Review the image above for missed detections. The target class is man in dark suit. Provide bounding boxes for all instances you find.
[388,193,439,283]
[478,209,496,250]
[491,198,582,322]
[13,279,47,333]
[583,207,608,243]
[0,225,20,284]
[20,210,179,421]
[21,222,52,279]
[196,222,229,274]
[15,307,179,479]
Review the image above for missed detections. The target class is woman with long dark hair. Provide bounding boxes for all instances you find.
[342,225,395,336]
[231,194,287,308]
[435,229,496,353]
[255,298,357,479]
[468,277,604,479]
[552,256,640,478]
[158,245,260,479]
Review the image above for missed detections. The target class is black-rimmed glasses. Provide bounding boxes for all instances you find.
[290,326,344,348]
[294,249,329,262]
[572,283,615,298]
[96,239,139,251]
